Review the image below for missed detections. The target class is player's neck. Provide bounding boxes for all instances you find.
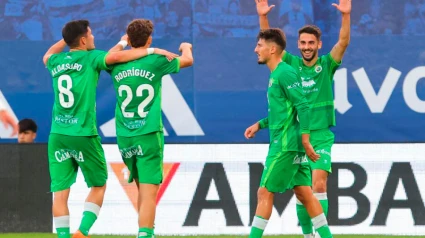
[267,57,282,72]
[70,46,87,52]
[303,56,318,67]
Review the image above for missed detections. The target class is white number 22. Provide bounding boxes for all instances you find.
[118,84,154,118]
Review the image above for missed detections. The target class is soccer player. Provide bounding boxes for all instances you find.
[43,20,177,238]
[244,28,333,238]
[107,19,193,238]
[255,0,351,236]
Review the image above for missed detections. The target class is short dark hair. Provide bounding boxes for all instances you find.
[298,25,322,40]
[127,19,154,48]
[257,28,287,52]
[62,20,90,48]
[18,119,37,133]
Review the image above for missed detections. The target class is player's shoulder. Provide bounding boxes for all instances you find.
[87,49,107,56]
[277,62,297,74]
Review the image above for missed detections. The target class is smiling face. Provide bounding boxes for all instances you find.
[297,25,322,63]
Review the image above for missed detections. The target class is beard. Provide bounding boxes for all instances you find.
[301,49,317,62]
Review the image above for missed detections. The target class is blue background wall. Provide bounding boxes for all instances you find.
[1,0,424,143]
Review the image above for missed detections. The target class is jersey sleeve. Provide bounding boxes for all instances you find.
[258,117,268,129]
[156,56,180,75]
[323,53,341,78]
[282,51,297,65]
[46,54,58,70]
[278,69,310,134]
[89,50,110,71]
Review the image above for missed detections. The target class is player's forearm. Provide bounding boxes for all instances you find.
[258,117,268,129]
[106,48,153,65]
[179,48,194,68]
[338,13,351,48]
[109,44,125,53]
[46,39,66,55]
[43,39,66,65]
[259,15,270,30]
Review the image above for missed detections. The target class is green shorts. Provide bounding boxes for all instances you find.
[117,131,164,185]
[310,128,334,173]
[48,133,107,192]
[260,151,312,193]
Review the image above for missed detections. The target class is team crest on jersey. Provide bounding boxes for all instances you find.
[315,65,322,73]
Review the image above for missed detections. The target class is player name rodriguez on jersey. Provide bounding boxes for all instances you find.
[109,54,180,137]
[114,67,156,82]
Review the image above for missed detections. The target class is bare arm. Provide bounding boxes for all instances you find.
[105,48,151,65]
[330,0,351,63]
[256,0,286,57]
[256,0,274,30]
[178,43,194,68]
[43,39,67,66]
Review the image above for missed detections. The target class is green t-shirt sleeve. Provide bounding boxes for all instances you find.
[324,53,341,78]
[90,50,110,71]
[258,117,268,129]
[46,54,58,70]
[157,56,180,75]
[282,51,297,65]
[278,69,310,134]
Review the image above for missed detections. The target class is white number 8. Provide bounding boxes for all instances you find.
[58,75,74,108]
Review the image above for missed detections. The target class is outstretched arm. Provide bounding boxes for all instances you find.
[256,0,275,30]
[330,0,351,63]
[256,0,287,58]
[107,35,179,63]
[43,39,67,65]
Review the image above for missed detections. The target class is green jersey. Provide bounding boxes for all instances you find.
[259,62,310,152]
[47,50,109,136]
[283,52,340,130]
[109,55,180,137]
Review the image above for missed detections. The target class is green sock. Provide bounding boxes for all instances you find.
[79,202,100,236]
[315,193,329,216]
[138,227,154,238]
[249,215,268,238]
[296,201,313,234]
[56,227,70,238]
[54,216,70,238]
[312,213,332,238]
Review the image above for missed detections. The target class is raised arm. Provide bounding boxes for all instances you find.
[43,39,67,66]
[256,0,287,58]
[330,0,351,63]
[178,42,194,68]
[256,0,275,30]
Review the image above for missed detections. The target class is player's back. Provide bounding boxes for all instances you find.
[109,54,180,137]
[46,50,109,136]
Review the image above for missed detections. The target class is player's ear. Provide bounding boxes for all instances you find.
[80,36,87,47]
[318,40,322,49]
[147,36,152,46]
[127,38,132,47]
